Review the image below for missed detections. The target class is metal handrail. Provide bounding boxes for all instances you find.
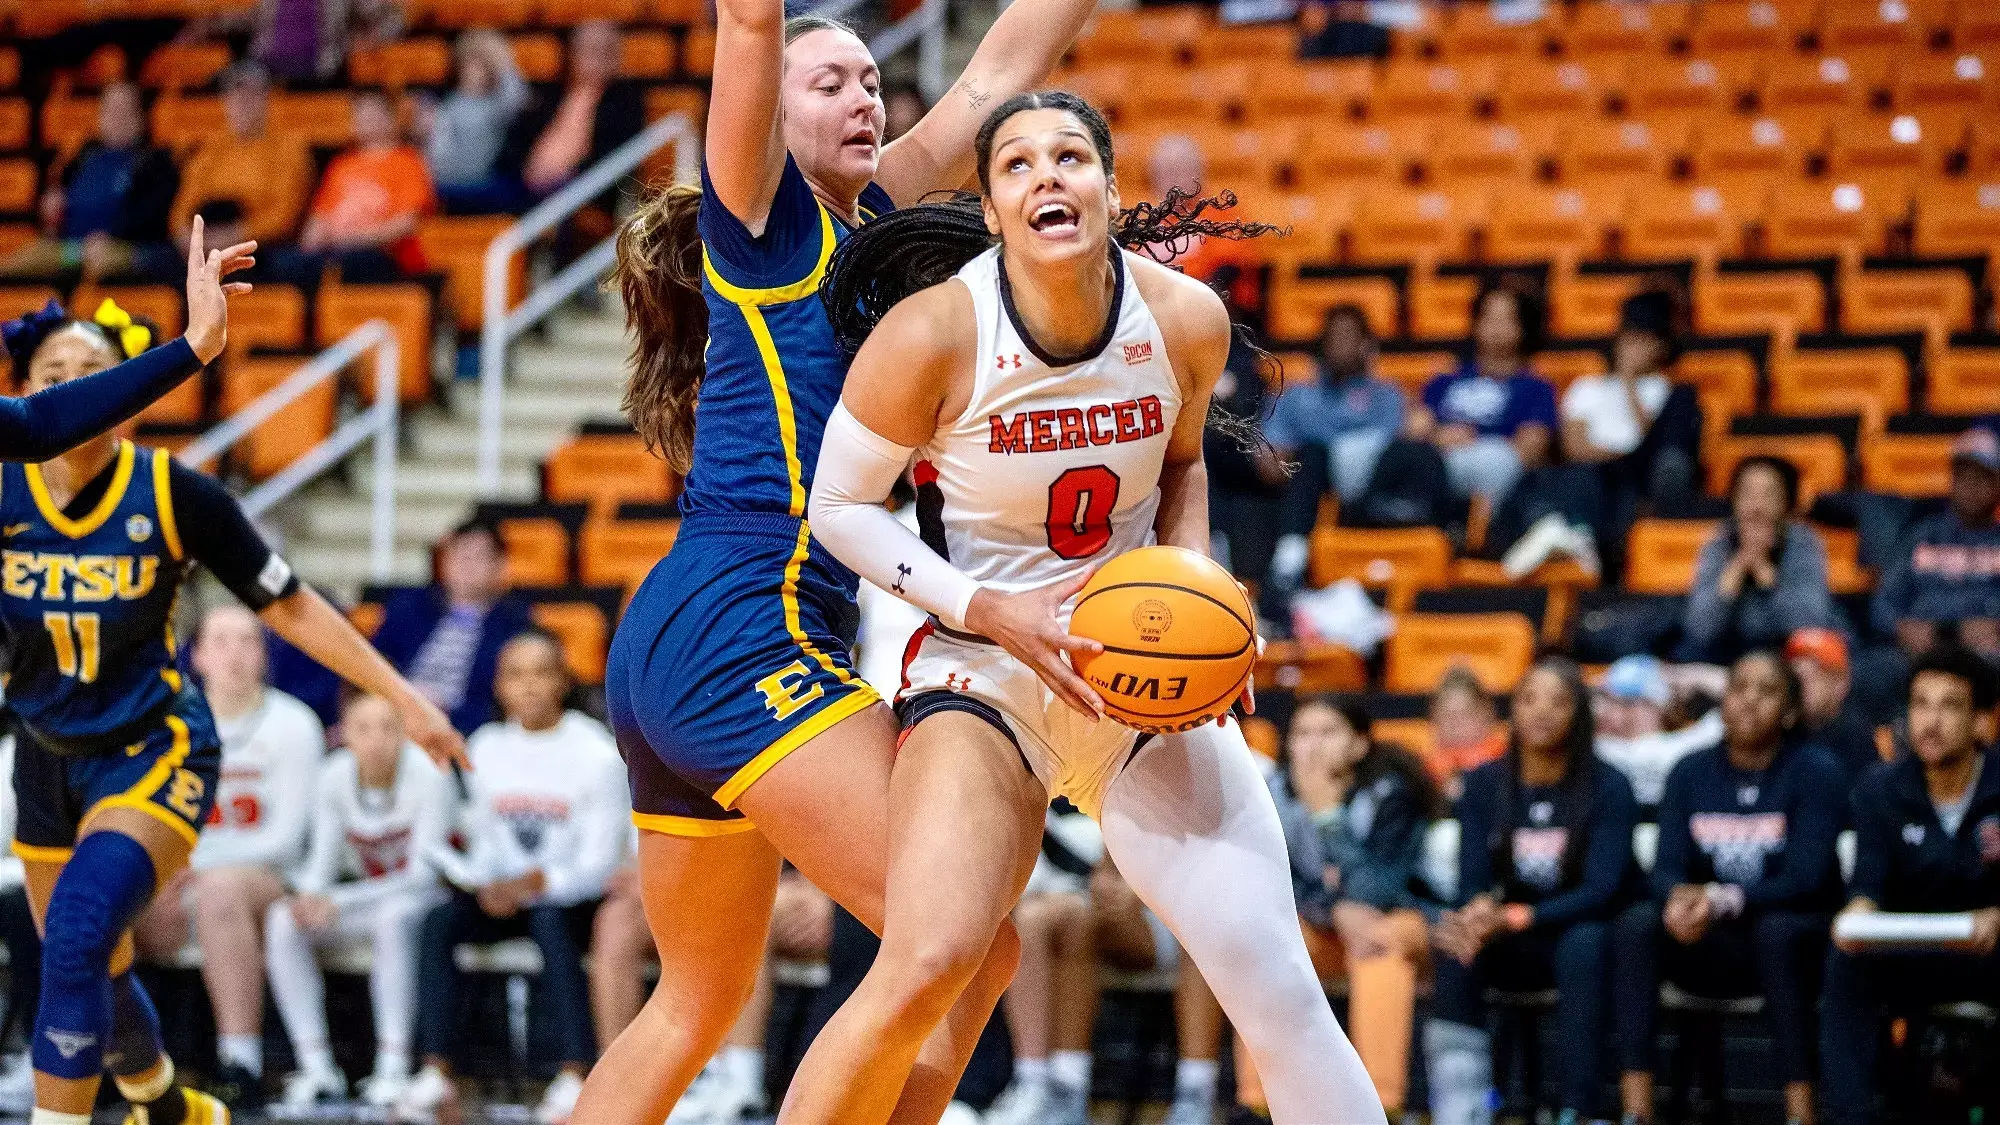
[180,320,401,580]
[475,112,699,495]
[874,0,951,102]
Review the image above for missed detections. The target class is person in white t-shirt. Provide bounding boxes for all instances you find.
[399,631,629,1125]
[265,692,450,1109]
[132,603,326,1103]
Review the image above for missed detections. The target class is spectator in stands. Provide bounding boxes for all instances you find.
[422,29,531,215]
[1614,649,1847,1125]
[401,631,629,1125]
[265,692,449,1109]
[1872,426,2000,661]
[1139,134,1259,311]
[1788,627,1880,783]
[1425,655,1638,1125]
[1592,653,1723,810]
[1251,698,1440,1118]
[1408,275,1557,504]
[170,61,316,249]
[0,715,36,1112]
[988,808,1102,1125]
[883,83,927,142]
[134,604,327,1107]
[1429,666,1508,800]
[371,517,532,735]
[0,81,179,283]
[1820,645,2000,1125]
[1680,456,1843,666]
[1206,343,1288,590]
[179,0,404,86]
[510,21,645,199]
[274,88,436,286]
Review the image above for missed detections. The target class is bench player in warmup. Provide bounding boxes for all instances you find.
[799,92,1385,1125]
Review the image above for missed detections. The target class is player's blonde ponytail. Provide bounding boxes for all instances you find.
[614,181,705,473]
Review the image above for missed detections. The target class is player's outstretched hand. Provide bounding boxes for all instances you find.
[400,693,470,772]
[965,573,1105,720]
[183,214,258,365]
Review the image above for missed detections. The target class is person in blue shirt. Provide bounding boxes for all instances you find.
[569,0,1099,1120]
[369,519,533,735]
[1409,276,1559,504]
[1426,655,1640,1125]
[1613,649,1848,1125]
[1820,645,2000,1125]
[0,82,179,285]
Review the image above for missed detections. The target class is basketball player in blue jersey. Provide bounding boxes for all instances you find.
[572,1,1100,1121]
[1,293,465,1125]
[0,217,255,462]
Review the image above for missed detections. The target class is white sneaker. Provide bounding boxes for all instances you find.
[281,1066,349,1108]
[535,1070,586,1124]
[1045,1080,1091,1125]
[1502,513,1571,579]
[938,1102,983,1125]
[980,1080,1048,1125]
[361,1069,412,1108]
[0,1051,34,1113]
[394,1064,456,1124]
[666,1061,722,1123]
[1163,1090,1219,1125]
[703,1071,765,1123]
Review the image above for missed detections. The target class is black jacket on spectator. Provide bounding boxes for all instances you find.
[1272,769,1435,927]
[1870,512,2000,636]
[370,587,534,735]
[501,80,647,194]
[1455,757,1639,925]
[1651,741,1849,912]
[1806,703,1881,788]
[1849,746,2000,913]
[58,140,180,244]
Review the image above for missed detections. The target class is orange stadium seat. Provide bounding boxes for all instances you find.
[0,286,61,320]
[1558,120,1679,186]
[150,95,227,153]
[348,39,453,88]
[1818,525,1873,594]
[39,97,98,157]
[269,92,355,148]
[1367,60,1495,124]
[1820,0,1953,55]
[0,98,27,151]
[314,283,434,404]
[509,33,565,83]
[1708,435,1849,502]
[1431,4,1555,63]
[529,600,608,685]
[1187,22,1298,66]
[1234,189,1348,264]
[1677,349,1760,424]
[1348,188,1484,265]
[1550,271,1646,337]
[1485,184,1620,264]
[1496,60,1614,119]
[1377,351,1456,399]
[620,30,678,80]
[1198,126,1298,196]
[221,356,336,479]
[681,28,715,79]
[1622,183,1759,262]
[1625,518,1720,593]
[1770,346,1910,418]
[1929,346,2000,414]
[416,216,522,331]
[426,0,533,29]
[1827,114,1958,200]
[1687,0,1812,58]
[539,0,644,24]
[1689,117,1813,186]
[1423,120,1553,187]
[0,157,34,214]
[1409,274,1479,340]
[1894,54,1992,113]
[1307,526,1452,596]
[545,434,678,518]
[1862,432,1956,497]
[1254,641,1368,693]
[1913,180,2000,261]
[1623,58,1745,119]
[0,48,17,92]
[1972,121,2000,177]
[219,284,307,360]
[1763,181,1894,259]
[1370,717,1436,763]
[0,225,33,256]
[1294,123,1423,190]
[138,43,230,90]
[1120,63,1251,126]
[1695,270,1826,334]
[1071,6,1206,69]
[1842,267,1975,334]
[1265,272,1398,341]
[1265,350,1316,391]
[1761,55,1871,117]
[1533,349,1611,394]
[1245,60,1372,125]
[72,283,183,341]
[1961,3,2000,48]
[1385,613,1536,694]
[498,517,571,586]
[579,518,680,596]
[641,86,705,182]
[647,0,709,28]
[1559,0,1688,62]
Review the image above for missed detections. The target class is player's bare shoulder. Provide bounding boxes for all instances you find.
[1126,253,1232,390]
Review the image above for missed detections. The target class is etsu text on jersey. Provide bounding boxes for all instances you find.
[987,396,1167,454]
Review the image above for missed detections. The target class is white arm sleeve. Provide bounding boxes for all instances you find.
[810,402,982,632]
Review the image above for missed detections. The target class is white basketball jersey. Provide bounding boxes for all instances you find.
[914,246,1181,599]
[313,746,445,887]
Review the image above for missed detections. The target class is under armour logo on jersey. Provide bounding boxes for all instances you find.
[892,563,911,595]
[944,673,973,691]
[44,1029,95,1059]
[996,354,1022,370]
[1904,823,1927,846]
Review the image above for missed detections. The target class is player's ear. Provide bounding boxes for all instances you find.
[982,194,1001,238]
[1975,707,1996,746]
[1105,173,1120,218]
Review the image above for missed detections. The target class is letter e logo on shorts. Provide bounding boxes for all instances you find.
[756,660,824,721]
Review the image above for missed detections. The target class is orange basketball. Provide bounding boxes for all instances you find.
[1068,546,1257,734]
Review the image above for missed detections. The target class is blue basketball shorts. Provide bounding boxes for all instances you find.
[606,513,882,837]
[11,691,223,863]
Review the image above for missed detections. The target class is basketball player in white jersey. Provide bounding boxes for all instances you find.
[264,693,449,1109]
[799,92,1384,1125]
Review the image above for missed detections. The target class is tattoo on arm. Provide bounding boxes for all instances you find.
[960,80,992,111]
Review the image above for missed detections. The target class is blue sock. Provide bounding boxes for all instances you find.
[104,973,165,1079]
[31,833,156,1081]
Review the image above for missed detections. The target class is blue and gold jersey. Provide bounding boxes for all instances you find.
[688,155,894,526]
[0,441,196,751]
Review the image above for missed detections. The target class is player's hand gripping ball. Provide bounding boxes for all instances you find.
[1068,546,1257,734]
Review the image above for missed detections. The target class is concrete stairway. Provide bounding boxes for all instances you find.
[265,307,633,598]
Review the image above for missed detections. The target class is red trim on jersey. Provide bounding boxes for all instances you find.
[912,459,939,488]
[897,618,938,701]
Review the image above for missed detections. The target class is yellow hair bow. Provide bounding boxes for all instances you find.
[91,299,152,360]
